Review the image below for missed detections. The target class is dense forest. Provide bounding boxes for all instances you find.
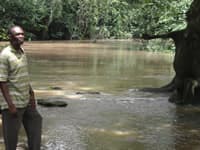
[0,0,192,42]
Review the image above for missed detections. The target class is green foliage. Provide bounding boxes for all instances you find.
[0,28,8,40]
[0,0,193,44]
[146,39,175,52]
[131,0,192,36]
[130,0,192,51]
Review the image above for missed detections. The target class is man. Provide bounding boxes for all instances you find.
[0,25,42,150]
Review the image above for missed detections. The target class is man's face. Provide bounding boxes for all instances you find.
[9,27,25,46]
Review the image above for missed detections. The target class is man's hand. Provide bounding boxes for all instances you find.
[29,85,36,109]
[8,103,17,115]
[29,98,36,109]
[0,82,17,115]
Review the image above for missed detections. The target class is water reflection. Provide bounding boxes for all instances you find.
[173,106,200,150]
[24,40,174,96]
[38,91,176,150]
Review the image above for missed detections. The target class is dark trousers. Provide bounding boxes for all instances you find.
[2,106,42,150]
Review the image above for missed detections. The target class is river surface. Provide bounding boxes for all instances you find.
[1,40,200,150]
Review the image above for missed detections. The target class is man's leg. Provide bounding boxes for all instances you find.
[23,106,42,150]
[2,109,24,150]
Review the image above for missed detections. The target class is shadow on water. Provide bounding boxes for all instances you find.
[1,41,200,150]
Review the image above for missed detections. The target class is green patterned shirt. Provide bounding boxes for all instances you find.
[0,45,30,110]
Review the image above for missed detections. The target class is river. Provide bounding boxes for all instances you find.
[1,40,200,150]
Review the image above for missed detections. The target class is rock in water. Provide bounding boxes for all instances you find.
[37,99,68,107]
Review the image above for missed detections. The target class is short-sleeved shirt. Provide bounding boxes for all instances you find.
[0,45,30,110]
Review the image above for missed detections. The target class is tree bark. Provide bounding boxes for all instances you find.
[141,0,200,104]
[169,0,200,104]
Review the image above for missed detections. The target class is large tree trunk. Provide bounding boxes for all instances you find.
[140,0,200,104]
[169,0,200,104]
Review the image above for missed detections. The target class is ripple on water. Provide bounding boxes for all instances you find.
[39,90,200,150]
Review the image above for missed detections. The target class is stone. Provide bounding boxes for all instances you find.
[37,99,68,107]
[76,91,100,95]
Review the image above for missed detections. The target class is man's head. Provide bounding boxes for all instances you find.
[8,26,25,47]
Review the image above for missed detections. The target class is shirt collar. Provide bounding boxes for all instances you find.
[9,44,24,54]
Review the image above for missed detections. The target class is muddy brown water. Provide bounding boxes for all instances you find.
[1,40,200,150]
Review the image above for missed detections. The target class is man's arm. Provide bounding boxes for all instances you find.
[29,84,36,109]
[0,82,17,114]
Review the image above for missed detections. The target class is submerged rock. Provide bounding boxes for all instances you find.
[37,99,68,107]
[49,87,63,90]
[76,91,101,95]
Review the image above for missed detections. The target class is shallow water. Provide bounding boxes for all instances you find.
[1,40,200,150]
